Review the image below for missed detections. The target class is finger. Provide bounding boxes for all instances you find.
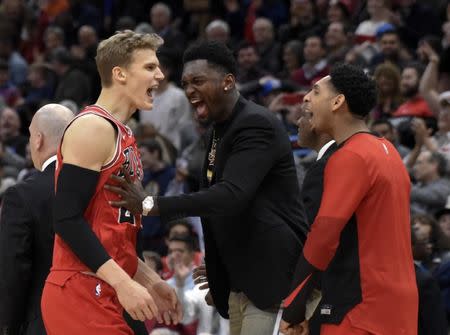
[134,308,146,322]
[199,282,209,290]
[123,167,132,183]
[162,311,171,325]
[108,200,127,208]
[145,295,159,320]
[105,185,127,196]
[128,310,139,321]
[193,276,207,285]
[109,174,124,183]
[141,302,155,321]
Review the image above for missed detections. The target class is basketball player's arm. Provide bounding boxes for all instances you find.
[134,259,183,325]
[53,115,160,322]
[282,150,371,325]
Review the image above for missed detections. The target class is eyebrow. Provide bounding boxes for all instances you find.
[313,84,320,90]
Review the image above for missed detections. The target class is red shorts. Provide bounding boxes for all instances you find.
[41,272,133,335]
[320,315,374,335]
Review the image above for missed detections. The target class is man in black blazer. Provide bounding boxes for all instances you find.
[106,41,308,334]
[0,104,74,335]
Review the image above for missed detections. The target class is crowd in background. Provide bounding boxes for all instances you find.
[1,0,450,334]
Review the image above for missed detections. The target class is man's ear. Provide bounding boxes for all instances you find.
[112,66,127,84]
[36,132,43,151]
[223,74,235,92]
[331,94,346,112]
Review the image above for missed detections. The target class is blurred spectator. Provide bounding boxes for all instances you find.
[0,107,28,157]
[292,35,329,89]
[70,25,101,98]
[411,227,449,335]
[140,50,193,151]
[252,17,281,75]
[0,34,28,86]
[236,42,267,85]
[205,19,230,46]
[149,234,213,335]
[354,0,391,44]
[326,0,352,24]
[0,60,21,107]
[325,21,351,65]
[150,2,186,54]
[371,119,410,157]
[278,0,324,44]
[0,139,25,179]
[411,150,450,215]
[56,0,102,42]
[50,47,91,108]
[139,139,176,253]
[370,27,411,72]
[279,39,303,79]
[160,220,203,279]
[40,26,65,62]
[371,62,402,119]
[20,63,54,107]
[393,63,434,118]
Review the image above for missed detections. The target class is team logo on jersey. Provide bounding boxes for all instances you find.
[120,146,143,180]
[95,283,102,297]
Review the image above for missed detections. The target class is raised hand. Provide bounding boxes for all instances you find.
[193,264,209,290]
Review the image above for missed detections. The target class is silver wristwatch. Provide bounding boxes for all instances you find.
[142,196,154,216]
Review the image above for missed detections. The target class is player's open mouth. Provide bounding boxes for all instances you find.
[147,86,158,97]
[190,99,208,117]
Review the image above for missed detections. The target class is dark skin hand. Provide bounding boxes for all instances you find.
[105,168,160,215]
[193,264,214,306]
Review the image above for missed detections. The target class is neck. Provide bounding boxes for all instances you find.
[96,88,136,123]
[216,91,240,123]
[331,116,369,145]
[149,161,165,172]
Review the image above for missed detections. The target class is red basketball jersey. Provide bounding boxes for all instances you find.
[48,105,143,284]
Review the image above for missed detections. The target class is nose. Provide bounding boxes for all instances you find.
[184,83,194,97]
[303,91,311,102]
[155,67,165,81]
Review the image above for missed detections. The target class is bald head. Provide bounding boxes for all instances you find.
[29,104,74,169]
[33,104,74,145]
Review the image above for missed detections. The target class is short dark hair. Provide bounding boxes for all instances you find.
[169,233,195,252]
[183,40,237,75]
[329,63,377,118]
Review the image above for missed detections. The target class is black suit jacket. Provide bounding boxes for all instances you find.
[0,163,55,335]
[158,96,308,317]
[415,265,448,335]
[301,143,338,225]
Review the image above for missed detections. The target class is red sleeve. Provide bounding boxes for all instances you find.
[303,149,372,270]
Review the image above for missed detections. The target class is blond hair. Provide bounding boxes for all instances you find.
[95,30,164,87]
